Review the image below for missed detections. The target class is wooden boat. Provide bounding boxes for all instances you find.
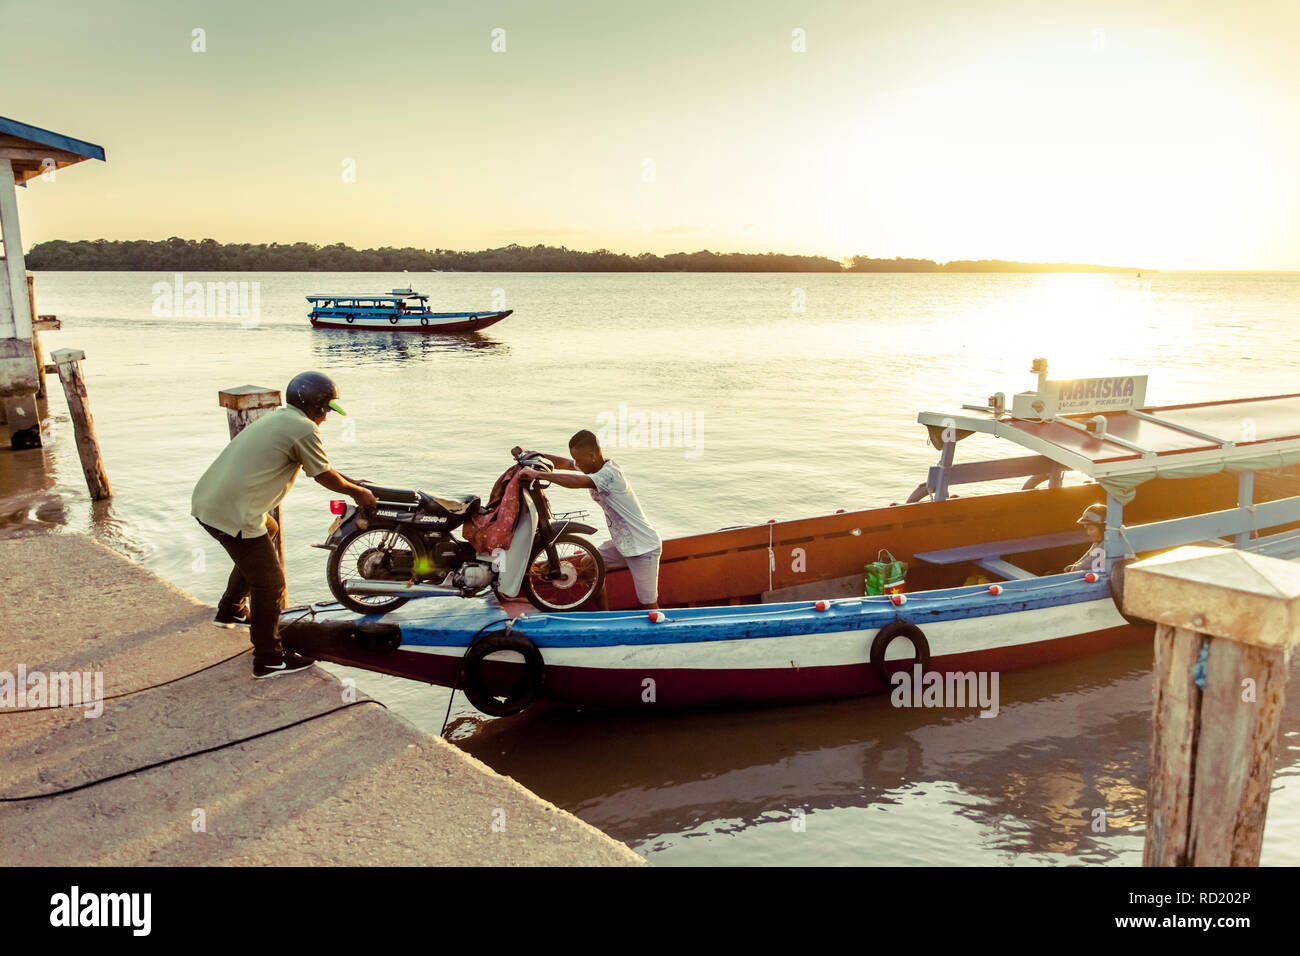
[281,360,1300,714]
[306,289,511,333]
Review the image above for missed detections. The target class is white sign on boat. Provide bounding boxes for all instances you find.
[1012,374,1148,419]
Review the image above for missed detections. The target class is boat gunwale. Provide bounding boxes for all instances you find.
[325,573,1113,649]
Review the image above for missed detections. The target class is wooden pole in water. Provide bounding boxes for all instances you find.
[26,274,45,400]
[50,348,111,500]
[218,385,285,572]
[1124,545,1300,866]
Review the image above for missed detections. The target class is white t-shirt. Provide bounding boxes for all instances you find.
[1072,544,1106,572]
[588,459,661,557]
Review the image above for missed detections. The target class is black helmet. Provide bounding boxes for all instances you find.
[286,371,346,418]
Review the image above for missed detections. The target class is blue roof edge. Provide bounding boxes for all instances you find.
[0,116,106,162]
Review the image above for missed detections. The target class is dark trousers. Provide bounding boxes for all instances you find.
[197,515,286,656]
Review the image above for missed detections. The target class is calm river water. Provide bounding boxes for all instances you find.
[4,269,1299,865]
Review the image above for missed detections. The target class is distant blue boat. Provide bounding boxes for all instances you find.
[306,288,511,333]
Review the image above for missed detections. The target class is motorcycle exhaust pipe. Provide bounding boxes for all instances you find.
[341,579,461,598]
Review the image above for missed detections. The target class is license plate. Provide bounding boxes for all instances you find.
[327,516,343,535]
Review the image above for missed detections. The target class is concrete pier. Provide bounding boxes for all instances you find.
[0,533,642,866]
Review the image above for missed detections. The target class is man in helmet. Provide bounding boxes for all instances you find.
[192,371,377,679]
[1065,504,1107,573]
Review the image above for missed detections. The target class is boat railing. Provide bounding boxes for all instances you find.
[909,452,1065,502]
[1110,492,1300,558]
[1239,525,1300,558]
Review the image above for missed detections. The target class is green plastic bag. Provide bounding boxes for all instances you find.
[865,549,907,595]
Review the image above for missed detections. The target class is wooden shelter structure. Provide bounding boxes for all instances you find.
[0,116,105,447]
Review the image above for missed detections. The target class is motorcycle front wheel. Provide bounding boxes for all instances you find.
[523,534,605,612]
[326,526,417,616]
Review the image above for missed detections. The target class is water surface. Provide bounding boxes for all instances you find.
[6,269,1299,864]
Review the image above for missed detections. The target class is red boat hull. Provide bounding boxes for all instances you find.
[291,619,1151,711]
[309,310,512,333]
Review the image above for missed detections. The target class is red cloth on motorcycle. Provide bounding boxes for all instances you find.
[463,464,526,553]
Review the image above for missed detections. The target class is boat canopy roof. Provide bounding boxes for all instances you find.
[918,390,1300,505]
[306,292,428,302]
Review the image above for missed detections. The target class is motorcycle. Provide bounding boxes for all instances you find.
[317,452,605,615]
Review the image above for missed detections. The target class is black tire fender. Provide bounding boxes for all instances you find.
[460,631,545,716]
[420,316,429,326]
[346,314,354,323]
[869,620,931,685]
[355,620,403,651]
[1108,557,1151,627]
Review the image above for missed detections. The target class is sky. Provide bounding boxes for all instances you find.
[3,0,1299,269]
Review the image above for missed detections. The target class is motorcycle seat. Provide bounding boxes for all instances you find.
[419,491,480,516]
[364,485,418,506]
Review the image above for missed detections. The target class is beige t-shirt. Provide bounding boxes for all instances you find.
[192,406,331,537]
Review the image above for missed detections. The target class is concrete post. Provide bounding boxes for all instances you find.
[1124,545,1300,866]
[218,385,285,572]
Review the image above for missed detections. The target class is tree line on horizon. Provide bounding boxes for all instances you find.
[24,238,1145,274]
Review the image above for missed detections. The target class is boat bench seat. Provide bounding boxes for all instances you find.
[972,558,1037,581]
[914,529,1089,580]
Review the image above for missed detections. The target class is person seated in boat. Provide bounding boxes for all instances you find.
[513,430,662,610]
[1065,504,1107,573]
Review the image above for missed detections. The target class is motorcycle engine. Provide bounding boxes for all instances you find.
[357,547,412,579]
[430,536,463,568]
[455,562,494,590]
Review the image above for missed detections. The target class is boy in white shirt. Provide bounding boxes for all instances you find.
[1065,504,1107,572]
[514,430,662,608]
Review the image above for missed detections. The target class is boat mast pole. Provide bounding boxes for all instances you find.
[932,439,956,501]
[1105,491,1124,567]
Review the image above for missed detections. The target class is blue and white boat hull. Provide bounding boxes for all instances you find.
[280,575,1144,711]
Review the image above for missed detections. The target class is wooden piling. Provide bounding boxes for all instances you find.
[26,274,44,399]
[50,348,111,499]
[1124,545,1300,866]
[218,386,285,570]
[31,314,61,400]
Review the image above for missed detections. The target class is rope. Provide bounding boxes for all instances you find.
[1192,638,1211,690]
[0,602,356,717]
[759,522,769,590]
[0,647,254,716]
[0,698,386,802]
[512,573,1102,626]
[1117,526,1139,559]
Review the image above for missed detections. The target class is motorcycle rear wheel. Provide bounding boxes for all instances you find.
[523,533,605,612]
[326,527,417,616]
